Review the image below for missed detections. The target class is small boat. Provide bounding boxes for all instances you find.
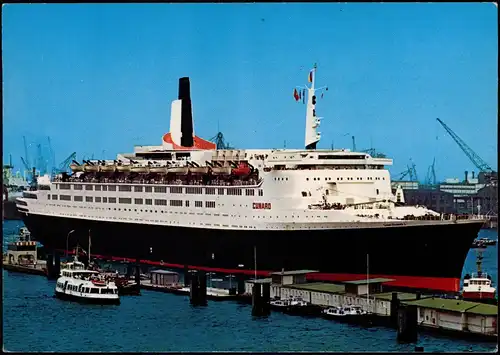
[211,167,232,175]
[116,165,131,172]
[168,167,189,175]
[189,167,210,174]
[322,305,373,323]
[231,162,251,176]
[83,164,100,173]
[54,253,120,305]
[149,166,168,174]
[270,296,321,316]
[70,164,84,172]
[130,166,150,174]
[100,165,117,173]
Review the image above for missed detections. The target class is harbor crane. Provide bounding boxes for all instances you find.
[53,152,77,175]
[425,158,437,186]
[436,118,494,173]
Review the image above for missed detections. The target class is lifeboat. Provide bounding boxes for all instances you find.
[211,167,232,175]
[83,164,100,173]
[130,166,150,174]
[189,167,210,174]
[168,167,189,175]
[91,279,107,287]
[116,165,131,172]
[149,166,168,174]
[100,165,117,173]
[231,162,251,176]
[70,164,84,172]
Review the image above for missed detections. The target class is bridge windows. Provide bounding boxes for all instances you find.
[74,196,83,202]
[119,185,132,192]
[134,186,143,192]
[119,198,132,204]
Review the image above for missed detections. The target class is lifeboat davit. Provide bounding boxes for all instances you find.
[70,164,84,172]
[130,166,150,174]
[231,162,251,176]
[83,164,100,173]
[100,165,117,173]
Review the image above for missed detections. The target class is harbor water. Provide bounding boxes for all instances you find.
[3,220,497,352]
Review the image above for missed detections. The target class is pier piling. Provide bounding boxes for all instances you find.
[135,258,141,286]
[46,253,54,279]
[54,252,61,278]
[190,271,207,306]
[262,282,271,316]
[397,305,418,343]
[237,276,245,295]
[390,292,400,326]
[198,271,207,306]
[252,282,263,316]
[183,265,190,287]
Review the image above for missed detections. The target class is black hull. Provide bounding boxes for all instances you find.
[54,290,120,305]
[3,200,21,220]
[21,213,482,291]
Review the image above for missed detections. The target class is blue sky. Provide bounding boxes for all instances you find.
[2,3,497,182]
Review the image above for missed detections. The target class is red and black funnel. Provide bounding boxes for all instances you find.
[178,77,194,147]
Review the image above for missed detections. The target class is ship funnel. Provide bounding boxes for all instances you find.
[178,77,194,147]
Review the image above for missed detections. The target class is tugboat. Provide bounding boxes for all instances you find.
[462,250,497,304]
[54,247,120,305]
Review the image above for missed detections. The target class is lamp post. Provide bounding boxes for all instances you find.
[66,230,75,259]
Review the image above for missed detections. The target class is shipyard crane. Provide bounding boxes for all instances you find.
[47,137,56,175]
[53,152,77,175]
[436,118,494,173]
[23,136,31,172]
[36,143,48,176]
[425,158,437,186]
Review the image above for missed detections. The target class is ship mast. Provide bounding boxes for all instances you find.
[295,63,328,150]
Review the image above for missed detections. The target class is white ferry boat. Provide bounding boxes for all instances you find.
[55,253,120,305]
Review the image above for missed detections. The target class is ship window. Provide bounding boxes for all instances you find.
[376,189,379,195]
[119,198,132,204]
[86,196,93,202]
[195,201,203,208]
[135,198,143,205]
[95,185,102,191]
[59,184,70,190]
[95,196,101,203]
[154,199,167,206]
[108,185,116,191]
[85,185,93,191]
[119,185,132,192]
[301,191,307,197]
[145,199,152,205]
[170,187,183,194]
[103,197,108,203]
[154,186,167,193]
[205,201,216,208]
[134,186,143,192]
[73,184,82,190]
[59,194,69,201]
[90,288,99,294]
[206,187,216,195]
[108,197,117,203]
[52,195,58,200]
[47,194,51,200]
[258,190,263,196]
[186,187,202,194]
[170,200,183,207]
[145,186,152,193]
[218,188,224,195]
[74,196,83,202]
[185,200,190,207]
[102,185,108,191]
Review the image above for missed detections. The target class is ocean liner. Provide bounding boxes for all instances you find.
[16,65,484,293]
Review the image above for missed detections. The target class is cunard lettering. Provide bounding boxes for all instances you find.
[253,202,271,210]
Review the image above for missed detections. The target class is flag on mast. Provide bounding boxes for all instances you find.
[308,70,313,83]
[302,89,306,104]
[293,88,299,101]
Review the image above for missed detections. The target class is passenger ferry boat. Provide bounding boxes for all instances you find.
[55,252,120,305]
[16,65,484,293]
